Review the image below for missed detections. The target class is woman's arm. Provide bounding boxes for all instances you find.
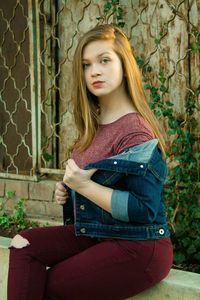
[111,170,163,223]
[63,158,164,224]
[63,159,113,213]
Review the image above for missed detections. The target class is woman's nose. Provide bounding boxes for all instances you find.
[91,63,101,76]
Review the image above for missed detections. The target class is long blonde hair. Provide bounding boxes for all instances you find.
[72,24,166,156]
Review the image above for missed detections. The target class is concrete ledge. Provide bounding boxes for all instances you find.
[127,269,200,299]
[0,237,11,300]
[1,236,200,300]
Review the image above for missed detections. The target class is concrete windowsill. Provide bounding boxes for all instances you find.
[0,236,200,300]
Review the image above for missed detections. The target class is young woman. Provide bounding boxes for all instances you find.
[7,24,173,300]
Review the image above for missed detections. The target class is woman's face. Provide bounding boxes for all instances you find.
[82,39,124,99]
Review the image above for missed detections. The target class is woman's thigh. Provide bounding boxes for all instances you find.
[44,237,173,300]
[16,224,98,266]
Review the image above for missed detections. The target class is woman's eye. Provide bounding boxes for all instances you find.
[101,58,109,64]
[83,63,90,69]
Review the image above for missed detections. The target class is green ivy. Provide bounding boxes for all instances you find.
[96,0,125,28]
[144,66,200,271]
[192,25,200,51]
[99,4,200,273]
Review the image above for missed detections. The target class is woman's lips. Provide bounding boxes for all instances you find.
[92,81,104,87]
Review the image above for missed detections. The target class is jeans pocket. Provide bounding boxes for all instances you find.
[115,240,142,261]
[144,238,173,283]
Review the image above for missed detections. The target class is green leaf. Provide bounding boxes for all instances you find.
[182,238,191,247]
[166,101,174,107]
[173,252,186,264]
[194,253,200,262]
[154,39,160,44]
[117,7,123,13]
[136,57,144,67]
[147,66,152,72]
[155,111,161,117]
[43,153,54,161]
[193,210,200,219]
[187,244,196,255]
[111,0,119,4]
[194,152,200,159]
[6,190,15,196]
[117,22,125,28]
[192,41,200,51]
[104,3,112,9]
[160,85,166,92]
[168,129,176,136]
[192,25,199,37]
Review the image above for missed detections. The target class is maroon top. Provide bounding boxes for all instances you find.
[72,113,155,169]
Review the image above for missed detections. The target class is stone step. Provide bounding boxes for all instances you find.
[1,237,200,300]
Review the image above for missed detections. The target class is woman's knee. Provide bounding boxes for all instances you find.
[10,234,30,249]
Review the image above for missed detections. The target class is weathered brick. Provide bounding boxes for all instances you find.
[0,180,5,197]
[26,200,46,217]
[45,202,63,219]
[3,198,18,212]
[5,180,28,199]
[29,181,56,201]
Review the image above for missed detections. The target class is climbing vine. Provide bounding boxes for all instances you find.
[144,63,200,271]
[97,0,125,28]
[98,1,200,273]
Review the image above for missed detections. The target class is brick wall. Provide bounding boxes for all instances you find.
[0,179,63,222]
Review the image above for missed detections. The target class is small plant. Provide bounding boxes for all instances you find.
[0,192,49,237]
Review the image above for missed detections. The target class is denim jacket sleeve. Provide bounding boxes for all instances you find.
[111,168,164,223]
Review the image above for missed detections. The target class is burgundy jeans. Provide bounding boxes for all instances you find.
[7,224,173,300]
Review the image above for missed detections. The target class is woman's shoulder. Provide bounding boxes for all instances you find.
[103,112,153,136]
[110,113,155,154]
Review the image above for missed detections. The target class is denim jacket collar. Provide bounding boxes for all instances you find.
[85,139,166,182]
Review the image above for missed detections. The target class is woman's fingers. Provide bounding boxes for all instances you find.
[56,181,67,192]
[56,181,68,205]
[67,158,79,171]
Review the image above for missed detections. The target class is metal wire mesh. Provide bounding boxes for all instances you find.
[0,0,199,180]
[0,0,36,180]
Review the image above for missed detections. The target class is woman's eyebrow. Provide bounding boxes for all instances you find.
[82,51,112,61]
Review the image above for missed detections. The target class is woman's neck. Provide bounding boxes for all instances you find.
[98,89,137,125]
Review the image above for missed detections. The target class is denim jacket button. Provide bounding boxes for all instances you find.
[159,229,165,235]
[114,161,117,165]
[80,204,85,210]
[140,164,144,168]
[80,228,86,234]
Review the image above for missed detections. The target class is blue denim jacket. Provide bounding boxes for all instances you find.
[63,139,170,240]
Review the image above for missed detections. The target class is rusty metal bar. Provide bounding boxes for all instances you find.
[0,172,38,181]
[28,0,39,180]
[40,168,65,175]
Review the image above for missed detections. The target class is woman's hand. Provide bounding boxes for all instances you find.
[55,181,69,205]
[63,159,97,194]
[63,159,112,214]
